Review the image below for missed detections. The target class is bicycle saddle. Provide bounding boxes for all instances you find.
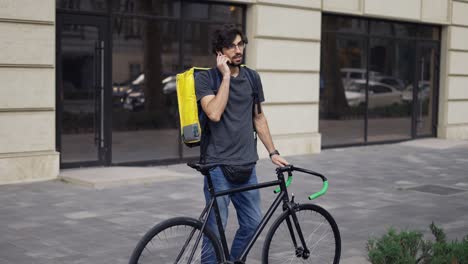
[187,162,217,175]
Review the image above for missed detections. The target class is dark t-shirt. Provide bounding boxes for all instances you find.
[195,67,265,165]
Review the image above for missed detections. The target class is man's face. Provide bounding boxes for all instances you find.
[221,34,245,66]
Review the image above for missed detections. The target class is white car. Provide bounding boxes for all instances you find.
[340,68,382,88]
[401,81,431,102]
[345,80,403,108]
[374,76,407,91]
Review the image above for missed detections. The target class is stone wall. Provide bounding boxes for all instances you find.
[0,0,59,184]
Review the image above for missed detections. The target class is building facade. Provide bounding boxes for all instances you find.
[1,0,467,184]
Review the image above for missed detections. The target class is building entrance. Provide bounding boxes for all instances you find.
[320,15,440,147]
[56,14,111,167]
[56,1,246,168]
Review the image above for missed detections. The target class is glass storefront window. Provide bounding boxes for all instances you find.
[370,21,392,36]
[321,14,440,147]
[367,38,412,142]
[418,25,440,40]
[183,3,243,24]
[320,32,367,145]
[58,0,246,166]
[112,0,181,17]
[394,23,418,38]
[57,0,108,12]
[112,18,180,163]
[415,45,438,136]
[323,16,367,34]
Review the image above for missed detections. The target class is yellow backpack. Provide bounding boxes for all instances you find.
[176,66,261,148]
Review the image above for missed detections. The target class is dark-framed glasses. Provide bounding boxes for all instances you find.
[226,41,246,51]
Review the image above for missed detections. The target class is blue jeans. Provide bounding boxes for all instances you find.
[201,166,262,264]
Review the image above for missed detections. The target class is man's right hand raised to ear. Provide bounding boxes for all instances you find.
[200,52,232,122]
[216,51,231,77]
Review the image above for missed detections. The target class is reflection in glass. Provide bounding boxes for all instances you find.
[416,45,437,136]
[183,3,243,24]
[112,0,180,17]
[419,25,440,40]
[320,31,366,146]
[112,18,180,163]
[370,21,392,36]
[367,38,413,141]
[394,23,417,38]
[323,16,367,34]
[60,25,101,163]
[321,15,439,147]
[57,0,107,12]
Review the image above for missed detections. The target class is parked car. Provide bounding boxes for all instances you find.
[122,85,145,111]
[401,81,431,102]
[340,68,382,88]
[121,73,178,111]
[345,80,403,108]
[162,75,176,94]
[374,76,407,91]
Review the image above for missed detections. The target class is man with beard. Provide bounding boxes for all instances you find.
[195,25,289,263]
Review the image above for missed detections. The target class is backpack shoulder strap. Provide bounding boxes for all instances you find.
[242,66,262,114]
[199,68,220,165]
[207,68,221,93]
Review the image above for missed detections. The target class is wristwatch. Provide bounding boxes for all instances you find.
[269,149,280,158]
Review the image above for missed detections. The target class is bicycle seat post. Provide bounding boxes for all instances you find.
[205,172,216,196]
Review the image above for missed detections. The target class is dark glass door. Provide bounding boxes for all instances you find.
[367,38,413,142]
[319,33,367,146]
[57,14,109,166]
[414,43,439,137]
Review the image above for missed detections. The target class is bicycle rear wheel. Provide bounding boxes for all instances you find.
[129,217,223,264]
[262,204,341,264]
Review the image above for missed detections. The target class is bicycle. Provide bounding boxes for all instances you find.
[129,163,341,264]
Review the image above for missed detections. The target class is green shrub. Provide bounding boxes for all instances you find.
[367,228,427,264]
[367,223,468,264]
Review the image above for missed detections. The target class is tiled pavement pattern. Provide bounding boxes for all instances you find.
[1,139,468,264]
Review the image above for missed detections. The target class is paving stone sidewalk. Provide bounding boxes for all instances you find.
[1,139,467,264]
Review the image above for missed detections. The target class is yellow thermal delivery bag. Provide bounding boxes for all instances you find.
[176,65,258,148]
[176,67,209,147]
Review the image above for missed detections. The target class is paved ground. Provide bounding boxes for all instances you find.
[1,138,468,264]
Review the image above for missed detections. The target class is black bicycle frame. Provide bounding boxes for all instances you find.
[187,170,309,263]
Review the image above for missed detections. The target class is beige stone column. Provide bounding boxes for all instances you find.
[0,0,59,184]
[438,0,468,139]
[245,1,323,158]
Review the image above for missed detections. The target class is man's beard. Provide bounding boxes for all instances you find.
[231,55,243,66]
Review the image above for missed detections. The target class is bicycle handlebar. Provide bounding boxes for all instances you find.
[273,165,329,200]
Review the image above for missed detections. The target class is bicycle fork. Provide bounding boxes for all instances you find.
[284,195,310,259]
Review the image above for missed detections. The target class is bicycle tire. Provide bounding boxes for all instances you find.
[129,217,224,264]
[262,204,341,264]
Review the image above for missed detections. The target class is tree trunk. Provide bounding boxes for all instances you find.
[140,0,166,114]
[322,32,350,119]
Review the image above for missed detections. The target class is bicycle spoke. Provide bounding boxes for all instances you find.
[131,220,221,264]
[264,205,340,264]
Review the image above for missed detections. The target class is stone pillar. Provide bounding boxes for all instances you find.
[438,0,468,139]
[0,0,59,184]
[246,0,323,158]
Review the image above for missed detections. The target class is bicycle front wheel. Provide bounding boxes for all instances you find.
[129,217,223,264]
[262,204,341,264]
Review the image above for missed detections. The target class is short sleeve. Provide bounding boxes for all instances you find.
[195,71,214,102]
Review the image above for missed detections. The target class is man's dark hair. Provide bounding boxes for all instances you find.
[211,24,248,55]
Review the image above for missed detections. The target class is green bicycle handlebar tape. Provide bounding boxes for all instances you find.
[273,175,293,194]
[308,180,328,200]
